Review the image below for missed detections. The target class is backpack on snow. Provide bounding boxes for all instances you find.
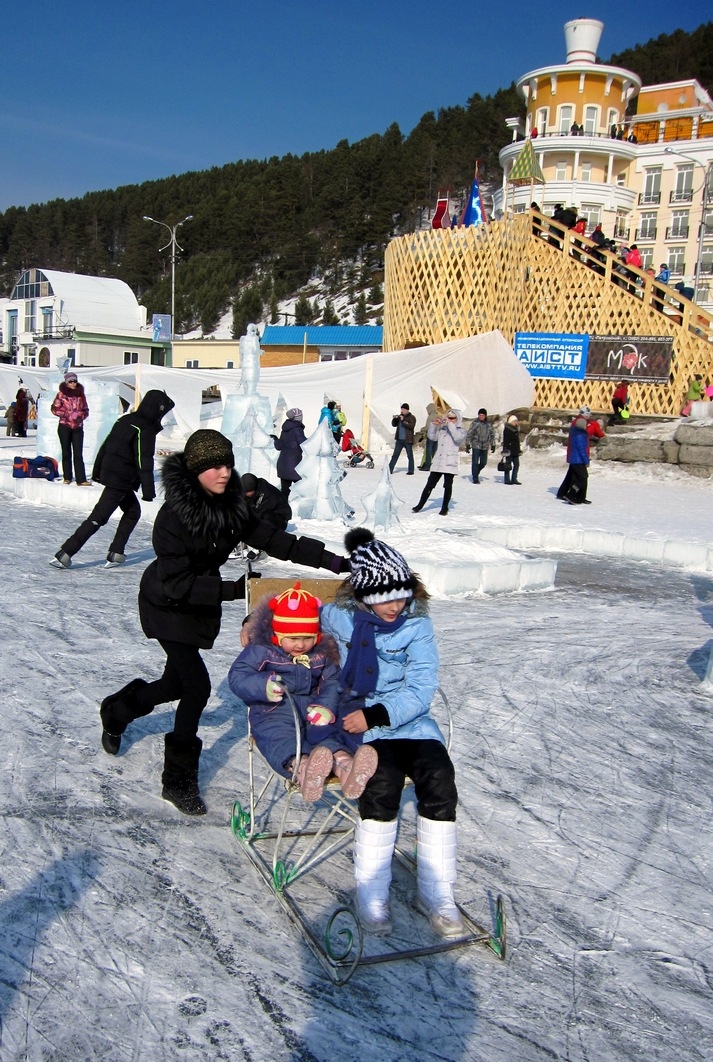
[13,455,60,480]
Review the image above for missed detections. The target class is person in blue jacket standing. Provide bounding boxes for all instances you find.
[563,416,591,504]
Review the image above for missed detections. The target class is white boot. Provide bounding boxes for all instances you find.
[415,816,466,938]
[354,818,398,934]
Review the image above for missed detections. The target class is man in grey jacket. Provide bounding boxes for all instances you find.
[465,408,495,483]
[388,403,417,475]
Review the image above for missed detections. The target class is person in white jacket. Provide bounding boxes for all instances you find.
[411,409,466,516]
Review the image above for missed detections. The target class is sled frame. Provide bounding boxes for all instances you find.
[232,577,505,984]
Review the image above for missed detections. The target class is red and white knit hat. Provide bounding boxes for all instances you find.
[269,583,321,645]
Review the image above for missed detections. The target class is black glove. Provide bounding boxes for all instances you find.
[465,444,471,453]
[362,703,390,728]
[142,493,155,502]
[338,556,351,574]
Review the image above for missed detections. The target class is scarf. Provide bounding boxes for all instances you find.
[340,608,408,697]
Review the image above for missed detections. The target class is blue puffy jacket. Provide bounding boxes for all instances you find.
[320,599,444,745]
[568,420,590,465]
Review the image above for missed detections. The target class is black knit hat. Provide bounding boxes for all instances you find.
[241,473,257,492]
[344,528,415,605]
[184,430,234,475]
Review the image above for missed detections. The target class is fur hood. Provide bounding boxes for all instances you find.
[161,452,250,541]
[244,597,341,665]
[58,380,86,398]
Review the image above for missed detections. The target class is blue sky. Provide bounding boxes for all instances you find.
[1,1,709,211]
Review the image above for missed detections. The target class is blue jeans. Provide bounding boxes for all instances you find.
[470,448,488,482]
[389,440,414,474]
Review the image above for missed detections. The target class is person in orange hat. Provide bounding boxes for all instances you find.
[229,583,377,802]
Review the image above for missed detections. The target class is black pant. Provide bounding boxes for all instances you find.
[280,478,292,498]
[359,739,458,822]
[389,440,414,474]
[417,471,454,510]
[504,455,520,484]
[138,640,212,741]
[61,486,141,557]
[57,424,86,482]
[566,464,588,502]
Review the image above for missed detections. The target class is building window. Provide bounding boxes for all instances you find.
[641,248,654,270]
[668,248,685,275]
[580,205,601,231]
[124,351,139,364]
[226,360,235,369]
[671,165,694,204]
[555,161,568,181]
[185,359,199,368]
[559,105,574,134]
[616,172,626,187]
[640,168,662,206]
[584,105,597,134]
[580,163,592,182]
[614,212,629,239]
[607,109,618,132]
[66,349,76,366]
[41,307,53,336]
[24,300,36,333]
[668,210,689,239]
[699,245,713,277]
[537,108,548,134]
[638,213,657,239]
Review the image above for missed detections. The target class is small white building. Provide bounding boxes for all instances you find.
[2,268,171,369]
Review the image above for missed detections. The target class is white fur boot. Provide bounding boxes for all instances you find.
[354,817,398,934]
[415,816,466,938]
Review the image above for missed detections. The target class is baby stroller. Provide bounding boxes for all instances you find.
[340,428,374,468]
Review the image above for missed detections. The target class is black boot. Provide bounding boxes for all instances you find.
[100,678,150,755]
[162,734,207,816]
[413,490,431,513]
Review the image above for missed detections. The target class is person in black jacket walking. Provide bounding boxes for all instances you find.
[273,407,306,497]
[99,429,349,816]
[51,389,174,568]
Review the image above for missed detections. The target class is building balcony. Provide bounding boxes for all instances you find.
[31,326,74,340]
[638,192,661,206]
[665,227,690,240]
[635,228,657,241]
[669,190,693,204]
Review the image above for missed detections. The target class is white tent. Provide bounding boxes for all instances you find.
[0,331,533,450]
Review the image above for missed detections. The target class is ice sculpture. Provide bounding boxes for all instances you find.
[239,322,262,396]
[221,324,278,480]
[290,419,354,521]
[359,458,404,531]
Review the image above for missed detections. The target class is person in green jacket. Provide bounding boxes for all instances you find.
[681,375,706,417]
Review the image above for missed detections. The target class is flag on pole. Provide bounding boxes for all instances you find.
[458,165,488,229]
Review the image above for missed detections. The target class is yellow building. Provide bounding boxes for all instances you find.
[494,19,713,309]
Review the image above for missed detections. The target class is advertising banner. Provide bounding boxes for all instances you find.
[585,336,674,383]
[152,314,172,342]
[514,332,589,379]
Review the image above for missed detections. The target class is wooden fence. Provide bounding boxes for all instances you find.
[383,212,713,415]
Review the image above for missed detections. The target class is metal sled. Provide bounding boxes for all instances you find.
[231,578,506,985]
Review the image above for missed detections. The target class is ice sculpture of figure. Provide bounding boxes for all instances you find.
[239,323,262,396]
[221,324,278,481]
[359,458,403,531]
[290,419,354,521]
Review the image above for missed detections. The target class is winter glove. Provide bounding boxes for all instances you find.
[142,492,155,502]
[465,444,471,453]
[362,703,390,728]
[266,674,285,703]
[306,705,336,726]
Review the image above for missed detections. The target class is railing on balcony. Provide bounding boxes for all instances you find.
[638,192,661,206]
[613,226,630,241]
[665,227,690,240]
[670,190,693,204]
[635,228,657,241]
[31,326,74,340]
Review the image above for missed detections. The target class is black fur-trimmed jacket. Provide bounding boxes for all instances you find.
[138,453,347,648]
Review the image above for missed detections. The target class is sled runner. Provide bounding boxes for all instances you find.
[230,577,506,985]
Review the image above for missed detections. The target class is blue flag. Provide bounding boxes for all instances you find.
[459,176,486,228]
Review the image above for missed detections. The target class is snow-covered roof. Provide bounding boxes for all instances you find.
[10,268,143,332]
[260,325,383,348]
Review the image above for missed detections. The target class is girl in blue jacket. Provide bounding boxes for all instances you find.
[320,528,464,939]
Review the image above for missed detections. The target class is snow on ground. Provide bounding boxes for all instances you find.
[1,435,712,1060]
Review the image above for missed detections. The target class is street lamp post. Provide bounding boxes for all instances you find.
[143,214,193,341]
[664,148,712,304]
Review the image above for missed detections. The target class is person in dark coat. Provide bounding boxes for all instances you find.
[51,389,174,568]
[14,388,29,437]
[241,472,292,531]
[388,403,417,475]
[98,429,349,817]
[501,415,522,485]
[273,407,306,497]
